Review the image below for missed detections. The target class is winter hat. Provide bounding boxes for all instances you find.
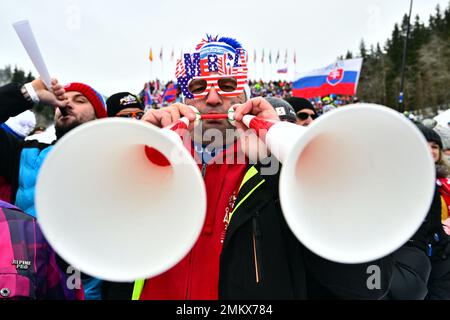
[1,110,36,139]
[284,97,316,116]
[416,123,443,149]
[106,92,144,117]
[265,97,297,123]
[64,82,107,119]
[434,125,450,151]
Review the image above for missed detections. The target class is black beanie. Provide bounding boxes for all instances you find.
[416,123,443,149]
[106,92,144,117]
[284,97,316,115]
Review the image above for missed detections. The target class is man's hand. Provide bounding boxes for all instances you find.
[141,103,196,128]
[232,97,280,162]
[232,97,280,132]
[30,78,67,108]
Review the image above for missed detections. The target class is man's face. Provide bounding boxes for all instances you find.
[115,108,145,120]
[54,91,96,138]
[295,108,316,127]
[185,76,246,146]
[428,141,440,163]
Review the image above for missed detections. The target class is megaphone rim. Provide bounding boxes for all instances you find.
[279,103,436,263]
[35,118,207,281]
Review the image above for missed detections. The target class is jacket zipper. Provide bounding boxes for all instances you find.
[252,215,262,284]
[202,163,207,177]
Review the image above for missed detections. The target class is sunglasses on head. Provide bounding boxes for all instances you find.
[116,111,145,120]
[188,76,243,99]
[296,112,317,121]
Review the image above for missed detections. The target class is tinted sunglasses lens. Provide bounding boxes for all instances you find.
[188,79,208,95]
[217,78,238,92]
[117,111,144,119]
[297,112,309,120]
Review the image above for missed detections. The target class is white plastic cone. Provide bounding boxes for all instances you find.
[35,118,206,281]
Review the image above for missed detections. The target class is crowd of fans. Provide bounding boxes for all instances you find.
[138,79,359,117]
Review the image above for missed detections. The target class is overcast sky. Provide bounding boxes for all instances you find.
[1,0,448,96]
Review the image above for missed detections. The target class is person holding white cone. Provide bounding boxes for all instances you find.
[0,78,108,300]
[136,35,398,300]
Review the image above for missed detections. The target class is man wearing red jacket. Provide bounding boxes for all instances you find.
[136,35,397,300]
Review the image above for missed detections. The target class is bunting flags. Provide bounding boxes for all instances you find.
[149,48,154,62]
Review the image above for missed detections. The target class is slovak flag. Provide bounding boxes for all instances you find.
[292,58,363,98]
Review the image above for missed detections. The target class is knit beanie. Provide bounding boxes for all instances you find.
[106,92,144,117]
[284,97,316,116]
[416,123,443,149]
[64,82,107,119]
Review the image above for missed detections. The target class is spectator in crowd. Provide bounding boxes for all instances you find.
[415,124,450,299]
[0,200,84,300]
[106,92,145,119]
[0,79,108,300]
[321,96,337,113]
[284,97,317,127]
[136,35,394,300]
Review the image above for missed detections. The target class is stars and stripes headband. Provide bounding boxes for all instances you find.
[176,36,248,100]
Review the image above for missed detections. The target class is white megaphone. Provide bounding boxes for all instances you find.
[35,118,206,281]
[242,103,435,263]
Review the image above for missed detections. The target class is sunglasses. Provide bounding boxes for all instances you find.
[116,111,145,120]
[188,76,244,99]
[296,112,317,121]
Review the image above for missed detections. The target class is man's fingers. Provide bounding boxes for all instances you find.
[159,110,174,127]
[233,100,253,122]
[141,110,162,127]
[168,107,181,123]
[177,104,197,122]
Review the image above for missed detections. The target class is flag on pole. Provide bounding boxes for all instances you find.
[143,82,153,106]
[162,82,178,103]
[292,58,363,98]
[149,48,154,62]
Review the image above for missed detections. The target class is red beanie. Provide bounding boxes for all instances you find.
[64,82,108,119]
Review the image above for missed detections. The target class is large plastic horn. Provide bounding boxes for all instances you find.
[35,118,206,281]
[243,103,435,263]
